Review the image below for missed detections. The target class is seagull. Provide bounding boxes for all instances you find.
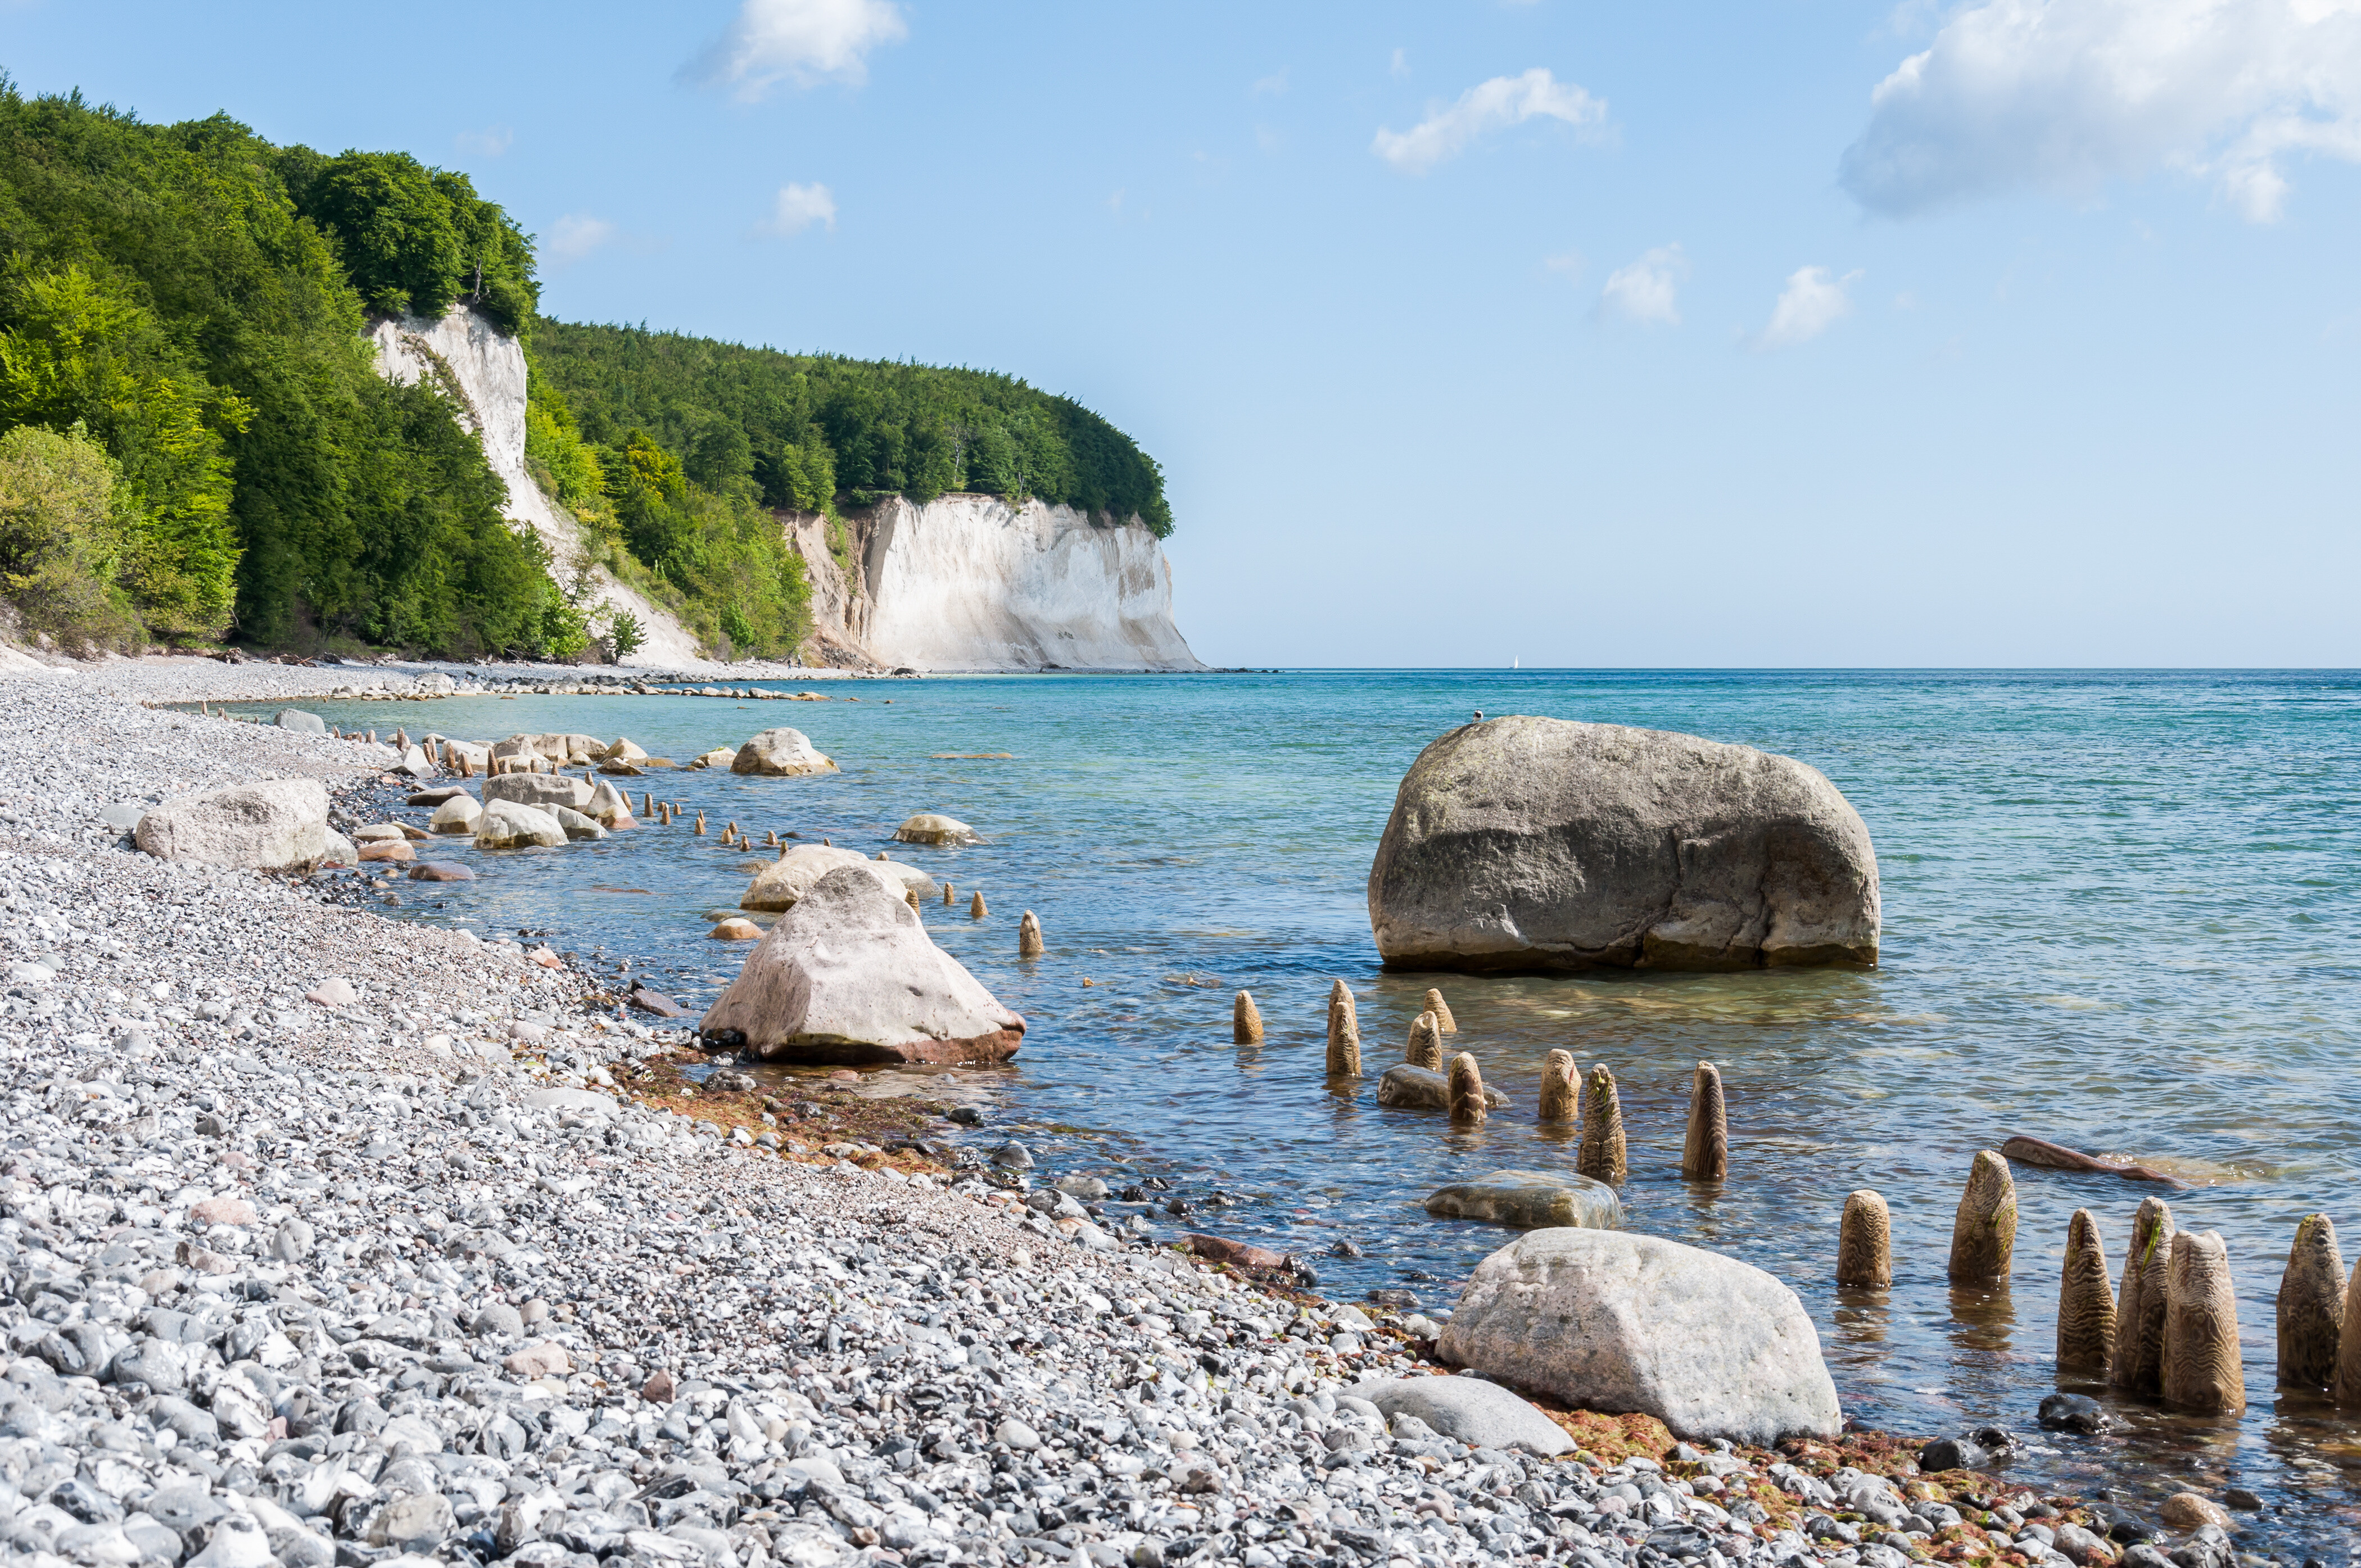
[1472,710,1483,722]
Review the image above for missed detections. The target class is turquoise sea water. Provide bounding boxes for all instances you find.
[252,670,2361,1546]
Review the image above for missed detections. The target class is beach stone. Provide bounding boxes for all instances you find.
[2159,1493,2229,1532]
[1344,1376,1571,1456]
[699,865,1025,1064]
[709,917,763,940]
[895,812,983,845]
[1186,1234,1290,1271]
[406,785,468,806]
[474,799,567,849]
[428,794,482,834]
[482,773,594,812]
[732,727,838,776]
[273,709,326,734]
[1376,1062,1504,1112]
[357,838,414,863]
[2036,1392,2110,1432]
[551,804,607,841]
[1439,1227,1842,1445]
[408,860,474,882]
[1423,1169,1621,1230]
[305,977,357,1007]
[133,778,345,871]
[189,1196,256,1226]
[503,1341,573,1377]
[1366,715,1880,972]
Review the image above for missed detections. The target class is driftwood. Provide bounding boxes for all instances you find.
[2001,1135,2190,1189]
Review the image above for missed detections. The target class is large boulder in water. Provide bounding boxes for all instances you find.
[701,866,1024,1065]
[743,845,930,912]
[1424,1170,1621,1230]
[134,779,343,871]
[474,799,567,849]
[1439,1228,1841,1446]
[482,773,592,812]
[1367,717,1878,973]
[731,727,838,776]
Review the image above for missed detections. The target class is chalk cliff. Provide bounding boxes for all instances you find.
[373,306,1200,672]
[805,495,1202,672]
[367,306,707,668]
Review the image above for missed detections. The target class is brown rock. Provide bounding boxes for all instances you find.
[1946,1149,2016,1284]
[503,1342,572,1378]
[358,840,415,863]
[641,1368,678,1403]
[709,918,763,941]
[2159,1493,2231,1532]
[408,861,474,882]
[189,1197,257,1226]
[969,890,988,919]
[1185,1234,1291,1271]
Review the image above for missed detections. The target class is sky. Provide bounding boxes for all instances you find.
[8,0,2361,667]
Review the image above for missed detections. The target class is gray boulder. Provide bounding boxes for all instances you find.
[1376,1063,1506,1112]
[133,779,343,871]
[1424,1170,1621,1230]
[473,799,566,850]
[550,805,606,841]
[1343,1376,1571,1456]
[273,709,325,734]
[428,795,483,835]
[743,845,916,913]
[701,865,1024,1065]
[1367,717,1878,973]
[481,773,593,812]
[731,727,838,777]
[1439,1227,1840,1445]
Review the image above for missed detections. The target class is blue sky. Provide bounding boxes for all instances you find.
[10,1,2360,667]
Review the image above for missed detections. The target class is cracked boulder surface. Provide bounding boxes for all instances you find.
[1366,716,1879,975]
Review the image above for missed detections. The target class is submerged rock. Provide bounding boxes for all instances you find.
[1439,1227,1843,1446]
[895,812,983,845]
[1422,1169,1620,1230]
[743,845,915,913]
[1366,716,1879,973]
[473,799,566,850]
[428,794,482,834]
[700,865,1025,1064]
[732,727,838,776]
[1376,1063,1504,1112]
[134,778,343,872]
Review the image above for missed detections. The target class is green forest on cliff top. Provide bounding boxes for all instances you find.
[0,78,1170,661]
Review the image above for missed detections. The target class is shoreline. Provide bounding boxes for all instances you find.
[0,660,2253,1568]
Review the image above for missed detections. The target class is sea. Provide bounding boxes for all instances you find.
[237,668,2361,1550]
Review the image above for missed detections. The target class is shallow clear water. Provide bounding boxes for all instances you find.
[247,670,2361,1547]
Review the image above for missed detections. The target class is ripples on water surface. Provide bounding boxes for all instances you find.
[258,670,2361,1546]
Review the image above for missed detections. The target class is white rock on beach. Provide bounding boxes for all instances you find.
[1345,1375,1573,1456]
[132,777,345,872]
[1439,1227,1843,1445]
[703,864,1024,1063]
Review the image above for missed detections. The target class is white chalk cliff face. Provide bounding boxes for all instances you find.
[367,307,707,668]
[845,495,1202,672]
[371,306,1202,671]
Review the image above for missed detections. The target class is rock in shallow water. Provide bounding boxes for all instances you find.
[1365,715,1880,973]
[1439,1227,1842,1445]
[732,726,838,776]
[1374,1063,1504,1112]
[704,866,1024,1064]
[1422,1169,1621,1230]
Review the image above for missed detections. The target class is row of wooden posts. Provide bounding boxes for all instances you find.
[1227,983,1730,1184]
[1240,983,2360,1416]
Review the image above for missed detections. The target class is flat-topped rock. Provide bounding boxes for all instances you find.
[133,778,345,872]
[1424,1170,1621,1230]
[702,866,1023,1065]
[482,773,593,812]
[895,813,983,846]
[1440,1227,1841,1445]
[1368,716,1879,973]
[428,795,482,834]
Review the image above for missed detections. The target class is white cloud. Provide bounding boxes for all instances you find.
[1840,0,2361,221]
[1545,248,1586,282]
[1252,70,1288,98]
[761,182,838,235]
[1391,48,1410,80]
[1758,266,1861,349]
[455,125,513,158]
[1599,243,1688,325]
[1372,67,1607,174]
[684,0,906,100]
[542,214,618,268]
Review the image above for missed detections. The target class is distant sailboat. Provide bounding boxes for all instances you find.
[1513,655,1519,669]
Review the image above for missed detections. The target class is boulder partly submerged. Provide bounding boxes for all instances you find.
[1376,1063,1506,1112]
[474,799,567,850]
[894,813,984,846]
[1439,1228,1841,1446]
[1424,1170,1621,1231]
[700,866,1024,1065]
[732,727,838,777]
[134,779,346,872]
[1368,716,1879,974]
[482,773,593,812]
[743,845,932,913]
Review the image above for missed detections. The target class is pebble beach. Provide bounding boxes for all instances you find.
[0,658,2301,1568]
